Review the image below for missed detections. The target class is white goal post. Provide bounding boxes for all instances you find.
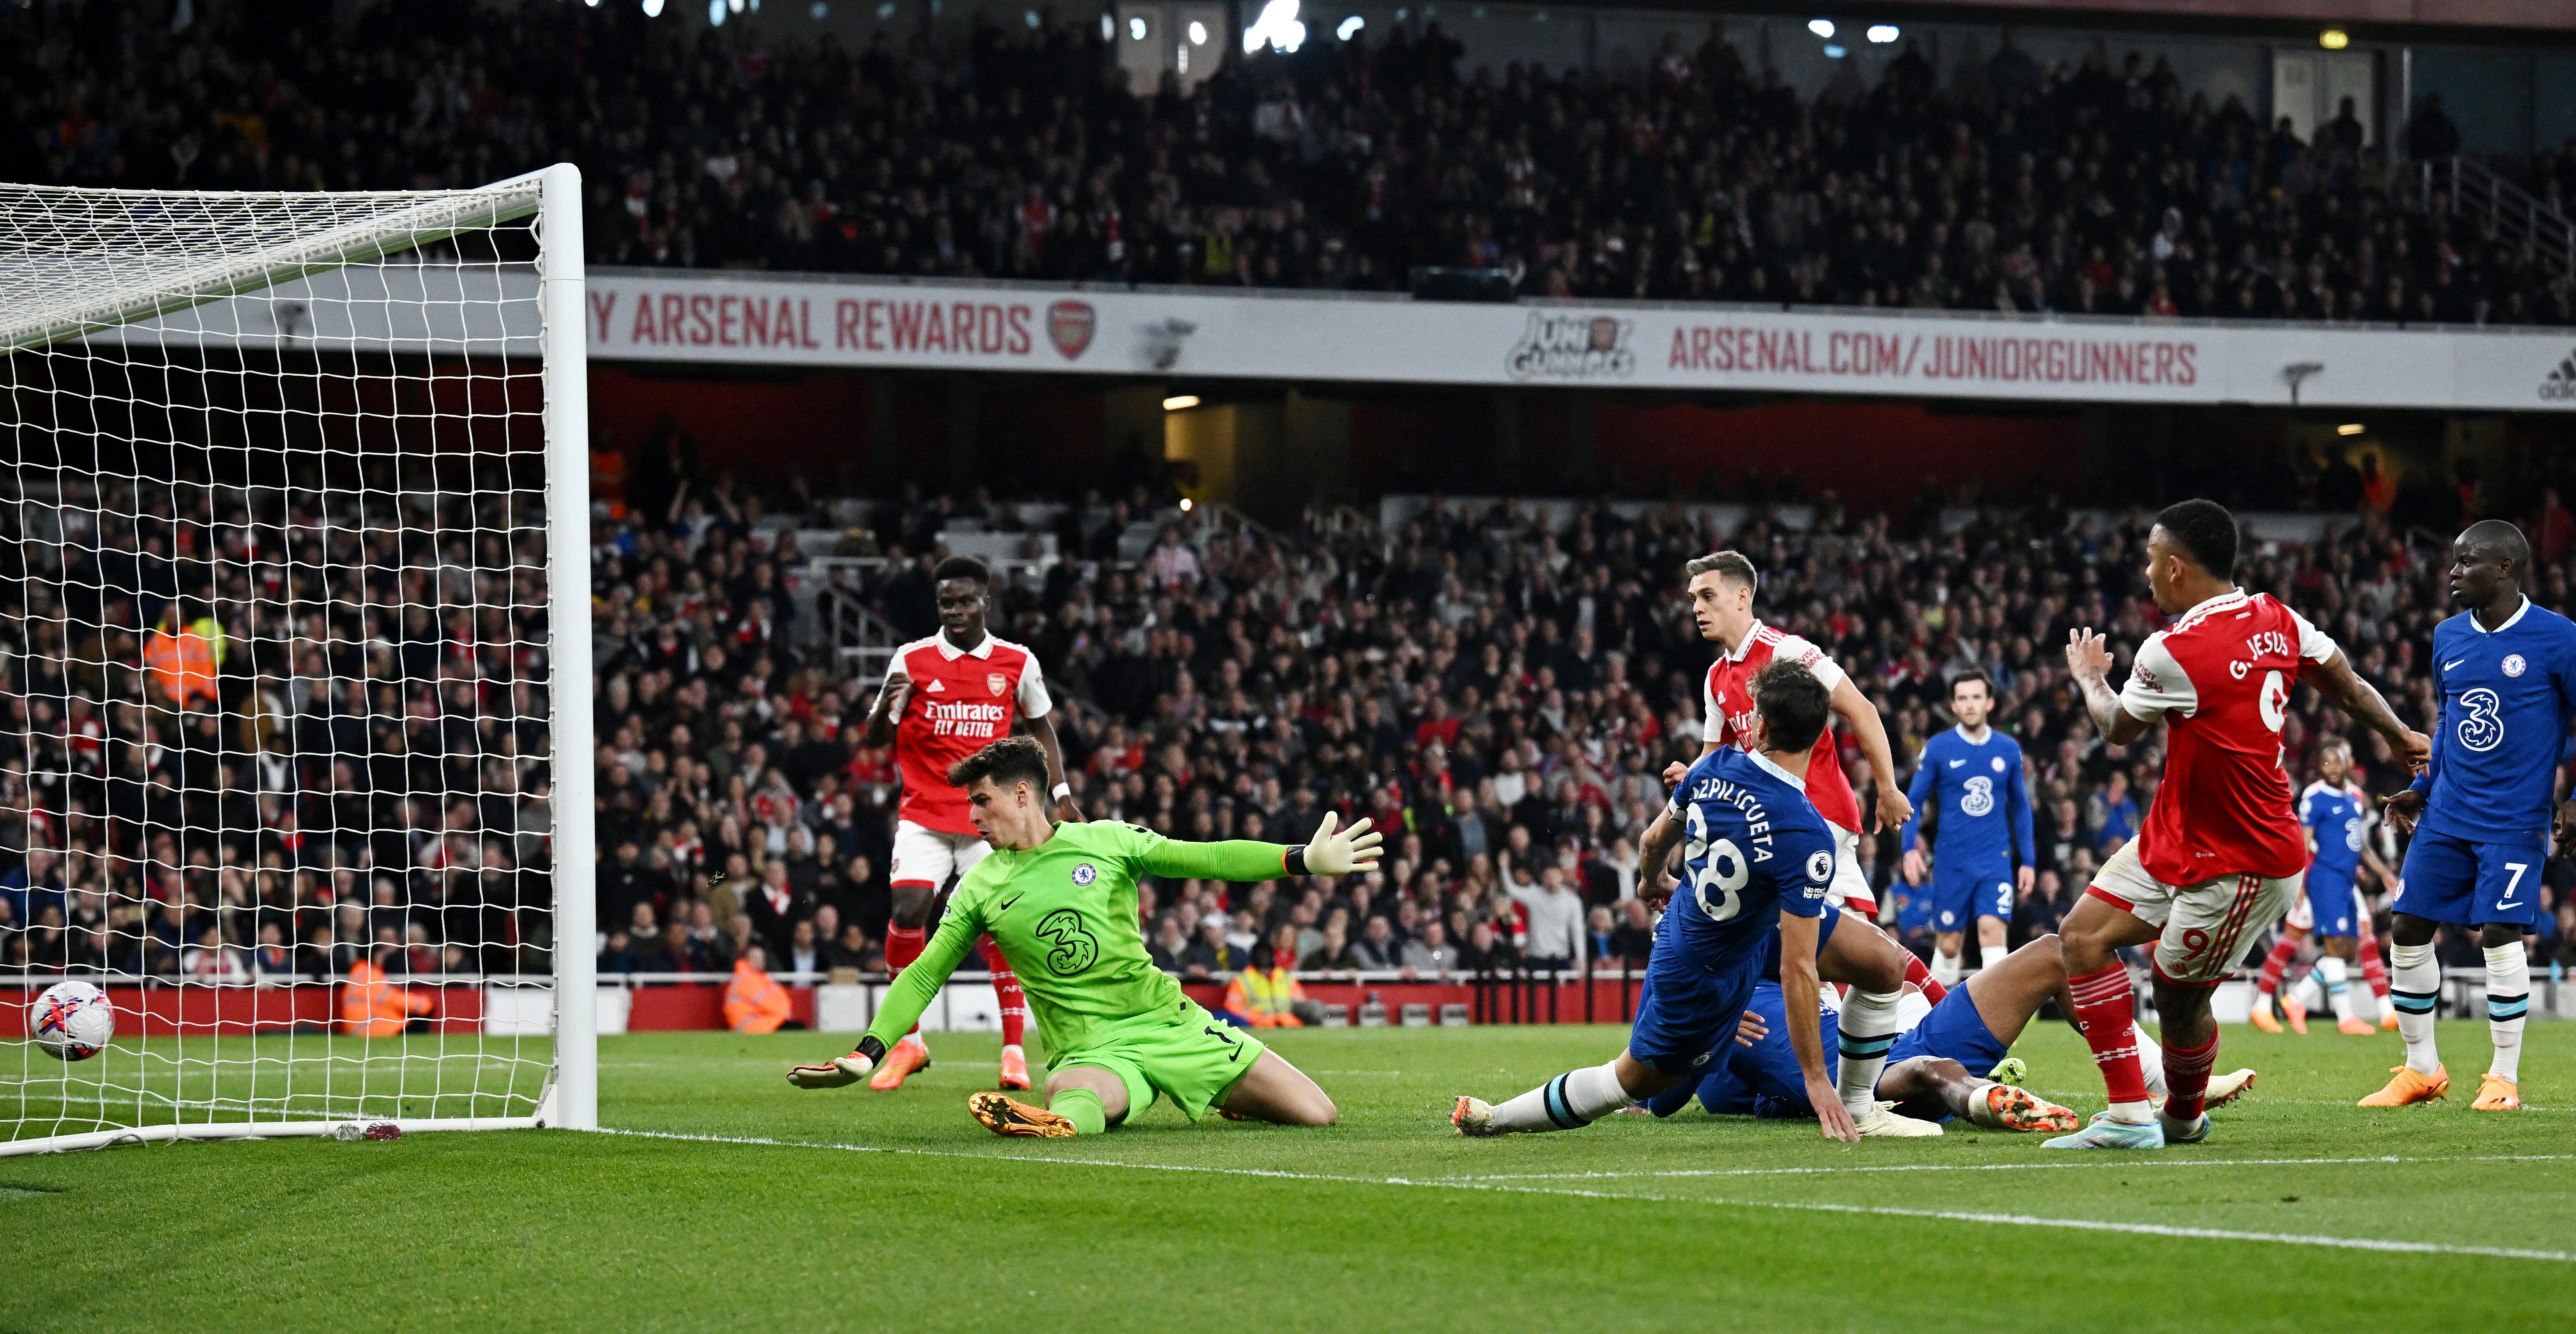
[0,164,594,1154]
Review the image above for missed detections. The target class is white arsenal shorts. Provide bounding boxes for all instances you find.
[890,820,992,889]
[2087,840,2302,986]
[1831,826,1877,917]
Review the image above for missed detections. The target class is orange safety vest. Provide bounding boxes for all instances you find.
[340,960,435,1037]
[1222,966,1306,1028]
[723,959,794,1034]
[142,626,219,709]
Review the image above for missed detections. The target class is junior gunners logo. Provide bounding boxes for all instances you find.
[1506,312,1635,381]
[1046,300,1096,359]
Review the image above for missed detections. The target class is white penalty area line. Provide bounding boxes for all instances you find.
[590,1127,2576,1265]
[1451,1152,2576,1182]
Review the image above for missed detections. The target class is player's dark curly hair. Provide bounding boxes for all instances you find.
[2154,498,2239,579]
[933,555,992,586]
[1752,661,1831,754]
[947,734,1049,792]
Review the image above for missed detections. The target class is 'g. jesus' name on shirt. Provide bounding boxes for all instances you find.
[923,700,1010,739]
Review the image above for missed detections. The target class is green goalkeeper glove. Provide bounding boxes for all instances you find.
[1302,813,1384,876]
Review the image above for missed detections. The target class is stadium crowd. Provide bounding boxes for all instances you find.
[8,455,2576,995]
[7,2,2574,325]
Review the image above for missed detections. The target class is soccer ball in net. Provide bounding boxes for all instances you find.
[29,981,117,1063]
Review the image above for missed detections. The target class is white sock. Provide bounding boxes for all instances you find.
[1979,943,2007,973]
[2485,942,2530,1083]
[1931,950,1962,988]
[2390,943,2442,1076]
[2131,1022,2168,1099]
[1487,1060,1634,1132]
[2292,973,2326,1014]
[2317,956,2354,1021]
[1003,1043,1024,1057]
[1835,989,1903,1116]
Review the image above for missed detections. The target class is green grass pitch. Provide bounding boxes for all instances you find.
[0,1019,2567,1331]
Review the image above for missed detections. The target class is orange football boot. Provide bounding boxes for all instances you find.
[2357,1064,2449,1107]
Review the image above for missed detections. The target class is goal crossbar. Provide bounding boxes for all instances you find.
[0,175,546,353]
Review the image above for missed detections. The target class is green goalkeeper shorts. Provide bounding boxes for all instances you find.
[1052,998,1267,1124]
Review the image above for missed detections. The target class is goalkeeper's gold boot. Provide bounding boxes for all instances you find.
[968,1091,1077,1138]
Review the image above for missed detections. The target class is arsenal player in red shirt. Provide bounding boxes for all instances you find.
[1663,551,1913,914]
[2049,500,2425,1149]
[858,556,1080,1092]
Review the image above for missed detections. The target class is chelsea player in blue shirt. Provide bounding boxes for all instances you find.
[1899,670,2035,988]
[1453,662,1862,1142]
[2367,520,2576,1113]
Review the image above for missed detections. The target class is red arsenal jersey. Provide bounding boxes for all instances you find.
[887,633,1053,834]
[1702,622,1862,834]
[2118,590,2337,883]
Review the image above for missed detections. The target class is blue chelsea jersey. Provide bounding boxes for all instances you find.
[2415,597,2576,840]
[1899,725,2035,865]
[2299,781,2368,883]
[1663,746,1838,970]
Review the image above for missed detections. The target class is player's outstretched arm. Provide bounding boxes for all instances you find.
[1777,913,1859,1143]
[2306,649,2431,774]
[849,908,982,1071]
[1831,675,1912,831]
[1137,813,1383,881]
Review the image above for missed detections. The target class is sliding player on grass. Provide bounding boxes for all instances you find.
[787,736,1380,1138]
[2051,500,2426,1150]
[2366,519,2576,1113]
[1454,662,1916,1141]
[1641,935,2252,1131]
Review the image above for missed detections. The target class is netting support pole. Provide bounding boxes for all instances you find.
[540,161,599,1131]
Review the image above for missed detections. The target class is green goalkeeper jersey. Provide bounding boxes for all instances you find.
[864,822,1293,1057]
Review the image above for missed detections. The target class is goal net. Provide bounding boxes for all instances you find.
[0,167,596,1154]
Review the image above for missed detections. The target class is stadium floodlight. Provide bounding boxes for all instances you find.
[1807,18,1832,38]
[1189,20,1208,43]
[1130,15,1148,38]
[710,0,728,23]
[643,0,664,14]
[1866,24,1897,43]
[1243,0,1305,53]
[0,165,595,1154]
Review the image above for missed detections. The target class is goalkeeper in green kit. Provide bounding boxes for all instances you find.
[788,735,1381,1136]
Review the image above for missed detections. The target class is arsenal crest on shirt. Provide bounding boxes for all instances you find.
[988,672,1008,696]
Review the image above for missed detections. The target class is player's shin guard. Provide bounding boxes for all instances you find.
[2390,943,2442,1076]
[2069,964,2152,1121]
[2256,933,2298,996]
[1486,1061,1635,1132]
[1930,949,1962,989]
[885,919,929,1041]
[2485,942,2530,1083]
[1900,950,1948,1004]
[1979,944,2007,974]
[1051,1087,1108,1136]
[1835,989,1904,1116]
[2160,1032,2218,1126]
[2317,956,2355,1022]
[978,936,1028,1051]
[2130,1023,2168,1099]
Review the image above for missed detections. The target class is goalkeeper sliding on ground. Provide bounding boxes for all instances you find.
[788,735,1380,1136]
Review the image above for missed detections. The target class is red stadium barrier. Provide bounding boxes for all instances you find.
[622,982,818,1032]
